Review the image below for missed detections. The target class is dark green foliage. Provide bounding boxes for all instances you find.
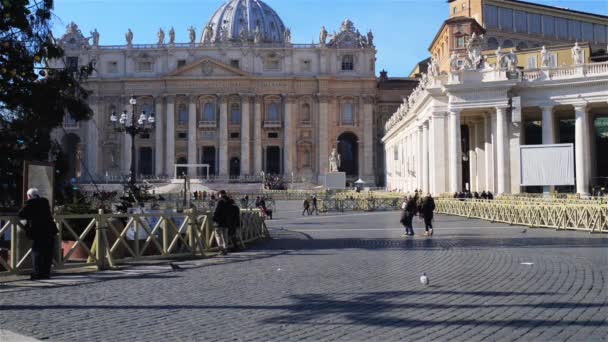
[0,0,92,211]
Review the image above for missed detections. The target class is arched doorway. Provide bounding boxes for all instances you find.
[176,157,187,178]
[266,146,281,175]
[230,157,240,177]
[62,133,81,180]
[337,132,359,177]
[138,147,153,176]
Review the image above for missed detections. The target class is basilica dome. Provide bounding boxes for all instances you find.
[203,0,287,44]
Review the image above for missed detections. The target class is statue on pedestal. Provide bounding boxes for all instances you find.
[329,148,341,172]
[540,46,551,68]
[125,29,133,46]
[157,28,165,46]
[91,29,100,48]
[169,27,175,46]
[571,42,584,66]
[319,26,327,47]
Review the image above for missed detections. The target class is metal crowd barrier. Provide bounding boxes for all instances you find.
[0,209,269,275]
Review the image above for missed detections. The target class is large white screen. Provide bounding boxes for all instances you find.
[520,144,575,186]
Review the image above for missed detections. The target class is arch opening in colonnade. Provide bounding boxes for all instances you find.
[337,132,359,177]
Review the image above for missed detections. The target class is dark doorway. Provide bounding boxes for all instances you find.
[230,157,240,177]
[337,132,359,176]
[266,146,281,175]
[176,157,187,178]
[62,133,81,180]
[461,125,470,191]
[523,121,542,145]
[202,146,216,176]
[138,147,153,176]
[595,117,608,190]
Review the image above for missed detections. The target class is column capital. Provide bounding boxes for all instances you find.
[164,94,176,103]
[539,104,554,112]
[448,108,461,115]
[361,95,375,105]
[284,95,297,104]
[495,105,509,112]
[573,102,588,112]
[316,94,332,103]
[431,111,447,118]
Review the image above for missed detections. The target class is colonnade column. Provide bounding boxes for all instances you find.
[187,96,197,177]
[154,97,164,176]
[218,96,228,176]
[240,95,251,176]
[574,103,590,196]
[469,122,478,192]
[428,116,436,195]
[318,96,329,175]
[283,96,294,176]
[165,96,175,178]
[422,121,430,192]
[253,96,263,175]
[475,120,486,192]
[541,106,555,194]
[417,126,423,190]
[495,106,508,194]
[484,113,494,192]
[448,109,462,193]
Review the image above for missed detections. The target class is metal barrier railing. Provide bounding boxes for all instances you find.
[0,209,269,275]
[435,199,608,233]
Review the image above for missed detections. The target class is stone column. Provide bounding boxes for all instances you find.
[574,104,590,196]
[86,98,99,181]
[218,96,228,176]
[283,96,295,176]
[428,116,436,195]
[541,106,556,194]
[154,97,164,176]
[475,120,486,192]
[416,126,423,191]
[187,96,197,177]
[318,96,330,176]
[431,112,448,194]
[122,97,132,175]
[422,121,430,192]
[496,106,508,194]
[241,95,251,176]
[469,122,478,192]
[363,96,374,180]
[485,113,495,193]
[165,96,175,178]
[448,109,462,193]
[253,96,263,175]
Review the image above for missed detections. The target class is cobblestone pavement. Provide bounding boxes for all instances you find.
[1,201,607,341]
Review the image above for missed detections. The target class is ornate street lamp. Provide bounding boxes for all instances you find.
[109,96,155,189]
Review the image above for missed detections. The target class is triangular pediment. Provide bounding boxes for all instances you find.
[167,57,250,78]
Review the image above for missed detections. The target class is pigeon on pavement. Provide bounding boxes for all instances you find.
[420,273,429,286]
[170,263,183,271]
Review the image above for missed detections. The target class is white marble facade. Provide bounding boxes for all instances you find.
[53,0,383,183]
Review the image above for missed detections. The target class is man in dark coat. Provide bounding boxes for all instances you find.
[420,193,436,236]
[212,190,231,255]
[18,188,57,280]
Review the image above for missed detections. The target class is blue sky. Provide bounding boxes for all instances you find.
[52,0,607,76]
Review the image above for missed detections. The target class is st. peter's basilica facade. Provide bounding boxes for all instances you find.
[54,0,415,185]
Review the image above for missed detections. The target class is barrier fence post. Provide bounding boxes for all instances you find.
[96,209,109,271]
[188,208,197,256]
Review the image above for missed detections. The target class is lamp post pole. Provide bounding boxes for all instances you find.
[109,96,155,194]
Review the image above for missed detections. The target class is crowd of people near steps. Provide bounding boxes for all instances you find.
[454,191,495,200]
[400,190,437,237]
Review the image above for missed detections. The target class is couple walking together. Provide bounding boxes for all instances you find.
[400,193,436,237]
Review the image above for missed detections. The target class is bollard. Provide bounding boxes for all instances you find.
[96,209,109,271]
[188,208,197,256]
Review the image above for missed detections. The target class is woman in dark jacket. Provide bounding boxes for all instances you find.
[420,193,436,236]
[400,196,417,236]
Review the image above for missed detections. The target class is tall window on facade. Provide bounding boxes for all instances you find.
[342,103,354,125]
[178,104,188,126]
[341,55,354,71]
[66,57,78,73]
[203,102,216,122]
[230,103,241,124]
[267,103,280,122]
[455,37,466,48]
[301,103,311,124]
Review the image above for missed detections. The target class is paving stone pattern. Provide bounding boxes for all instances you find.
[0,201,607,341]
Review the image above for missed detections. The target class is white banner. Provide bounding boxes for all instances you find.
[520,144,575,186]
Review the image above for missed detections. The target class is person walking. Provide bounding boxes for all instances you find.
[400,196,417,236]
[226,196,245,252]
[212,190,231,255]
[311,196,319,215]
[302,198,310,216]
[420,193,436,236]
[18,188,58,280]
